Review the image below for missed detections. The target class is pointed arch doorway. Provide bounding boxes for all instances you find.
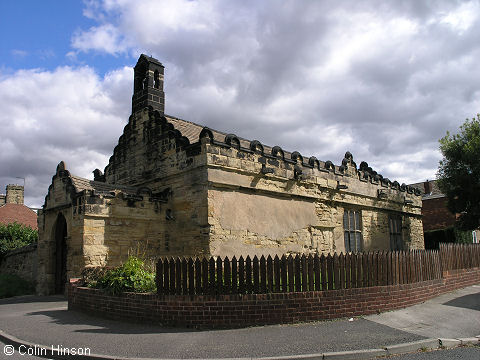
[54,213,68,294]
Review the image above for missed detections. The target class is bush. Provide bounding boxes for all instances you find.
[0,273,35,298]
[80,266,113,288]
[93,257,156,294]
[0,222,38,256]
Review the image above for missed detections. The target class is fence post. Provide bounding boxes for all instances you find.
[181,258,188,295]
[308,254,314,291]
[246,256,253,294]
[232,256,238,294]
[253,255,260,294]
[260,255,267,293]
[301,254,308,292]
[188,258,194,295]
[314,254,321,291]
[224,256,231,294]
[320,254,327,290]
[202,258,208,294]
[267,255,274,293]
[333,253,340,290]
[327,254,334,290]
[216,256,223,295]
[156,259,163,295]
[164,258,170,294]
[288,255,294,292]
[175,258,182,295]
[273,255,281,293]
[281,255,287,292]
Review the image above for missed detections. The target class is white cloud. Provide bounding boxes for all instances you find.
[439,1,479,33]
[0,66,132,207]
[71,24,129,55]
[3,0,480,206]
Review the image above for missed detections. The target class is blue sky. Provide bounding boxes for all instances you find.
[1,1,480,207]
[0,1,129,74]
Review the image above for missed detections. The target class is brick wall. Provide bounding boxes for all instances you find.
[68,267,479,329]
[422,197,456,232]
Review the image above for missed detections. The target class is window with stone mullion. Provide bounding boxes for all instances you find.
[344,210,362,252]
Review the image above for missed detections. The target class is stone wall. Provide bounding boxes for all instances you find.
[5,184,24,205]
[0,243,37,283]
[103,109,210,257]
[205,142,424,256]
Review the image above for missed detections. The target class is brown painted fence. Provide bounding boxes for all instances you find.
[439,243,480,271]
[156,249,444,295]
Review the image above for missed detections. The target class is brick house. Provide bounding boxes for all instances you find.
[36,54,425,294]
[409,180,479,247]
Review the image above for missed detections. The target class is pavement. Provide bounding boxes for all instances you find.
[0,285,479,360]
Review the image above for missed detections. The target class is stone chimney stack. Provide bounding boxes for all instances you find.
[423,180,432,194]
[5,184,24,205]
[132,54,165,114]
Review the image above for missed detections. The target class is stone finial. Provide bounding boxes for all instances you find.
[199,127,214,143]
[324,160,334,171]
[271,146,285,160]
[93,169,105,182]
[225,134,240,149]
[291,151,303,163]
[56,161,66,173]
[250,140,264,154]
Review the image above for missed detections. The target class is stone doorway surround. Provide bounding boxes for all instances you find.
[54,213,67,294]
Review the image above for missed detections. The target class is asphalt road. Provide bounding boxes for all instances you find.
[0,295,424,359]
[1,339,46,360]
[0,285,478,359]
[386,345,480,360]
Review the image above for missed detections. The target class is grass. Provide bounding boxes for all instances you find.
[0,273,35,298]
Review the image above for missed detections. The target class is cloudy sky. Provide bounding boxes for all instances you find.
[1,0,479,208]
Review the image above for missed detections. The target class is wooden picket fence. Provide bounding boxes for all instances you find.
[156,249,444,295]
[439,243,480,271]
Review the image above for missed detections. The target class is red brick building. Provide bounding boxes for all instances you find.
[410,180,479,247]
[0,185,38,230]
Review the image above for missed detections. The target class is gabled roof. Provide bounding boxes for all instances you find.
[70,175,138,196]
[409,180,444,200]
[165,114,293,159]
[0,203,38,230]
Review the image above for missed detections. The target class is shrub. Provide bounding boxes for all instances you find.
[80,266,113,288]
[0,222,38,256]
[93,257,156,294]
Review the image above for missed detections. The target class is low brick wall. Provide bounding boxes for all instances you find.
[0,243,37,284]
[68,267,480,328]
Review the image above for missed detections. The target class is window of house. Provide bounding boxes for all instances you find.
[389,215,403,250]
[343,210,362,252]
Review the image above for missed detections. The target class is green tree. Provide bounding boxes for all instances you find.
[437,115,480,230]
[0,222,38,256]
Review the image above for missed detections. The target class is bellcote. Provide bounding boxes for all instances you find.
[132,54,165,114]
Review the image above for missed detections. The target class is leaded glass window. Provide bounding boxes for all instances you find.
[389,215,403,251]
[344,210,362,252]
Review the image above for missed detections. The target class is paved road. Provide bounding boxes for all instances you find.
[1,339,46,360]
[0,295,423,359]
[0,286,478,359]
[386,345,480,360]
[366,284,480,338]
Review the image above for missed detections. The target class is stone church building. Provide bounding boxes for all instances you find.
[37,55,424,294]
